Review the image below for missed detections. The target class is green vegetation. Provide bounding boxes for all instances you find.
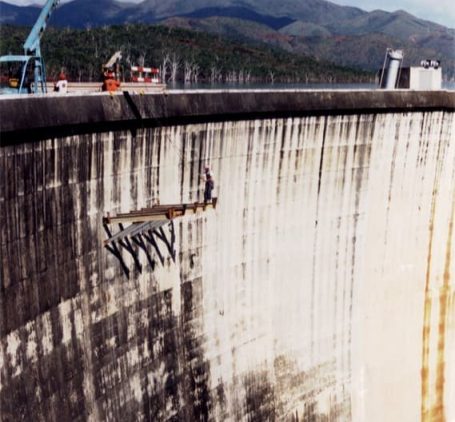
[0,24,373,83]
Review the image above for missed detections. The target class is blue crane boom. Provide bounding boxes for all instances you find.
[0,0,60,94]
[24,0,60,56]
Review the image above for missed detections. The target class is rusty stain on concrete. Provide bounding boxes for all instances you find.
[422,184,454,422]
[0,96,454,420]
[421,213,434,421]
[433,199,453,421]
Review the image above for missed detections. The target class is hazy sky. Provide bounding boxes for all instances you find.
[2,0,454,28]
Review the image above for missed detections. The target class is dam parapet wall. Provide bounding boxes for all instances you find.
[1,89,453,143]
[0,90,454,421]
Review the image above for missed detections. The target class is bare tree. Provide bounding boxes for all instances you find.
[239,69,245,84]
[121,43,133,82]
[268,71,275,84]
[210,65,221,84]
[160,53,170,83]
[226,70,237,83]
[192,63,200,83]
[88,64,94,82]
[170,53,180,83]
[184,60,193,84]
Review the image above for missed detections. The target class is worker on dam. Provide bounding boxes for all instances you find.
[54,72,68,93]
[202,165,215,204]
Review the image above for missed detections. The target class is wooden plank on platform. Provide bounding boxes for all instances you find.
[103,198,217,225]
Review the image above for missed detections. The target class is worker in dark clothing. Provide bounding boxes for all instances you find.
[202,166,215,203]
[204,174,214,203]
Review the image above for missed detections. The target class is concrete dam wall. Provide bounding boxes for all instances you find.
[0,91,454,421]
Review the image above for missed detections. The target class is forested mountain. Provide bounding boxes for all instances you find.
[0,24,372,83]
[159,16,453,78]
[0,0,453,78]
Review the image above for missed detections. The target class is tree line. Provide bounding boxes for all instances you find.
[0,24,373,84]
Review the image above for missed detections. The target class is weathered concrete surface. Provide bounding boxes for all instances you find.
[0,90,453,143]
[0,91,454,421]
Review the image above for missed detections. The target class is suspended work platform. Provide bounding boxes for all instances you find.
[103,198,218,225]
[102,199,217,277]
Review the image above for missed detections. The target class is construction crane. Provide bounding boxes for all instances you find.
[0,0,60,94]
[102,51,122,92]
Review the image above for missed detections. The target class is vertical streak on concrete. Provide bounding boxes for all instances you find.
[317,116,328,197]
[435,201,453,421]
[421,200,452,422]
[1,109,454,421]
[78,264,100,422]
[311,115,328,365]
[420,112,455,422]
[421,150,439,422]
[350,111,455,422]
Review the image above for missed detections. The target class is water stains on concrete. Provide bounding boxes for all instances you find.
[1,101,454,420]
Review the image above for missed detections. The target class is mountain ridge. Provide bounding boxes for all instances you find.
[0,0,453,78]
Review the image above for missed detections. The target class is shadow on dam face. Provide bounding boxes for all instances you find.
[0,91,454,421]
